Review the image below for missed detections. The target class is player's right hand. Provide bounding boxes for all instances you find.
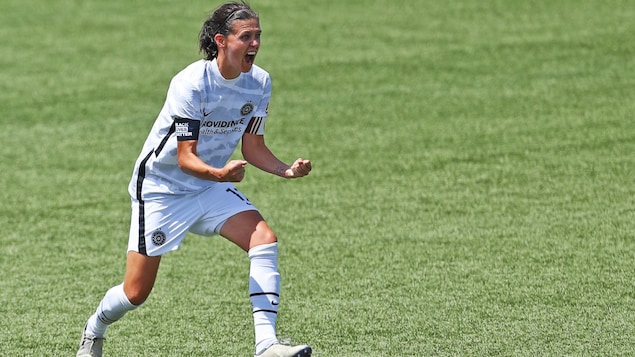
[222,160,248,182]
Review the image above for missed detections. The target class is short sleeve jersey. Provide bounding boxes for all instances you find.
[128,59,271,198]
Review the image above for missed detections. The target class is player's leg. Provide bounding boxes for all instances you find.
[77,253,161,357]
[190,183,311,356]
[83,252,160,336]
[220,209,277,251]
[220,211,280,354]
[78,194,192,356]
[123,251,162,305]
[220,211,311,357]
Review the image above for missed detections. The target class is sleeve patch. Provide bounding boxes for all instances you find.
[174,117,200,141]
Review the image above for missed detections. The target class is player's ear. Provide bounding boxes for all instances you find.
[214,33,225,48]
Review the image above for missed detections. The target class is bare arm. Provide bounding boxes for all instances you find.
[177,140,247,182]
[241,132,312,178]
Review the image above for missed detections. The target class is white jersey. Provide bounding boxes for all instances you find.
[128,59,271,198]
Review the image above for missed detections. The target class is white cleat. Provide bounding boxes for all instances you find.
[76,333,104,357]
[255,343,312,357]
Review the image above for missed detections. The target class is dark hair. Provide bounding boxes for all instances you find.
[199,1,259,60]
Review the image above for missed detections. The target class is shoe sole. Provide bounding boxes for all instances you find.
[294,346,312,357]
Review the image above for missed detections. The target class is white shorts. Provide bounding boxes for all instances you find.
[128,182,258,256]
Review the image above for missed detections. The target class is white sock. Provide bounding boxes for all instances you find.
[84,283,138,338]
[249,242,280,355]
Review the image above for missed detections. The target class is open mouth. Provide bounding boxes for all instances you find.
[245,51,257,64]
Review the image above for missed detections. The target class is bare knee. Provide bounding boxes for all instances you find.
[252,228,277,247]
[123,283,153,306]
[123,252,160,305]
[220,211,278,251]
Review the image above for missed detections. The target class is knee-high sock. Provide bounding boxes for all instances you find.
[249,243,280,355]
[84,283,138,338]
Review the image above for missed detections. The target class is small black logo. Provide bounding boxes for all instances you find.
[240,102,254,116]
[151,230,167,246]
[203,110,213,117]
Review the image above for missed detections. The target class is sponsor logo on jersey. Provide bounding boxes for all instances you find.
[151,230,167,246]
[201,118,245,128]
[240,102,254,116]
[200,118,246,135]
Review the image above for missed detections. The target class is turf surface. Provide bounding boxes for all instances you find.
[1,0,634,355]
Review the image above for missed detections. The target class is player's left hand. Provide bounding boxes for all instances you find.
[285,158,312,178]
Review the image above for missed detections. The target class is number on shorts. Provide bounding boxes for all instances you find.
[226,187,253,205]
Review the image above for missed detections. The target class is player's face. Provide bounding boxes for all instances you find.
[218,18,261,78]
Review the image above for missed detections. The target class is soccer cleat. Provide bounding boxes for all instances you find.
[76,333,104,357]
[255,343,312,357]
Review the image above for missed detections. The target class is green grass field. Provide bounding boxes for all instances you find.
[1,0,634,355]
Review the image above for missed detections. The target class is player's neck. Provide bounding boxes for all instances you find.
[215,57,241,80]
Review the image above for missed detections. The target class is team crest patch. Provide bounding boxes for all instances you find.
[240,102,254,116]
[151,230,167,246]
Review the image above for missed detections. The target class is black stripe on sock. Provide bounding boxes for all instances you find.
[250,292,280,297]
[97,312,117,325]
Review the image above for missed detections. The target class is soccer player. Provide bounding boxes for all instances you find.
[76,2,313,356]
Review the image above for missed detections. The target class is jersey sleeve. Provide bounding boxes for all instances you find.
[245,76,272,135]
[165,75,203,122]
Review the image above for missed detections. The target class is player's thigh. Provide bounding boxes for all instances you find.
[219,210,277,251]
[123,251,161,305]
[189,183,268,249]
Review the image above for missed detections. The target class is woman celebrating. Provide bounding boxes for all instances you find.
[76,2,312,356]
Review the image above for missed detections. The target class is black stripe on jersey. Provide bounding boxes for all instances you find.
[155,121,176,156]
[246,116,263,134]
[253,309,278,314]
[135,150,153,256]
[134,122,176,256]
[137,199,147,255]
